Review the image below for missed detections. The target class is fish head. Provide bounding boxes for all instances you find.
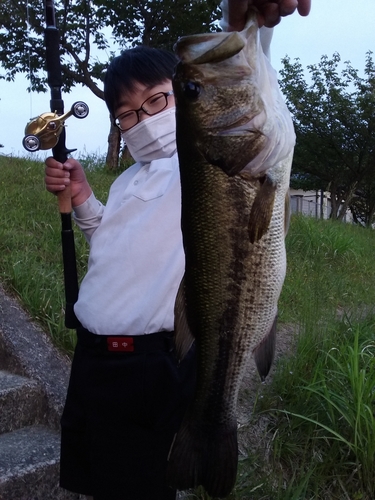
[173,21,268,176]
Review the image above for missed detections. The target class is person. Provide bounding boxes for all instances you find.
[44,2,311,499]
[227,0,311,30]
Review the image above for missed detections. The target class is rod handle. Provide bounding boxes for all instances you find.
[57,184,72,214]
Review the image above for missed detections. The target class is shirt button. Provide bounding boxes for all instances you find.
[134,180,139,185]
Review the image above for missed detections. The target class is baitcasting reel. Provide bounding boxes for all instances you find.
[22,101,89,152]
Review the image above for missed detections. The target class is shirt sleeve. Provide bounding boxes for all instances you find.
[73,192,105,242]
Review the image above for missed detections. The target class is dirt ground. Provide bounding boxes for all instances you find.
[237,323,298,447]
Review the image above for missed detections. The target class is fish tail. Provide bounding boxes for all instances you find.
[167,417,238,498]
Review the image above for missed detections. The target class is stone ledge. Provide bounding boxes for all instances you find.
[0,425,80,500]
[0,371,48,433]
[0,283,71,430]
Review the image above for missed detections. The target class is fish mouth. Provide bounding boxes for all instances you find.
[212,110,266,137]
[217,127,257,137]
[214,122,260,137]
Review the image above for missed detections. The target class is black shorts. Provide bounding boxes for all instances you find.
[60,328,196,500]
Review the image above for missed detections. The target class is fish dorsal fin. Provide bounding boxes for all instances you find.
[174,276,195,360]
[248,174,276,243]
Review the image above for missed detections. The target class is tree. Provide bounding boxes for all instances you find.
[350,185,375,228]
[1,0,113,160]
[0,0,221,167]
[349,148,375,227]
[0,0,108,94]
[94,0,221,51]
[279,52,375,221]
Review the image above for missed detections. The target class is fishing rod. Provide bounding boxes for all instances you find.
[23,0,89,328]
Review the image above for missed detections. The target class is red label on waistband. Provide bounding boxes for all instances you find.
[107,337,134,352]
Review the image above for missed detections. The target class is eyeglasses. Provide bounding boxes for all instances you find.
[115,90,174,131]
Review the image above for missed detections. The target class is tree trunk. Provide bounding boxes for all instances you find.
[121,145,132,162]
[329,186,339,220]
[350,206,360,225]
[105,118,121,170]
[365,204,375,227]
[337,182,358,222]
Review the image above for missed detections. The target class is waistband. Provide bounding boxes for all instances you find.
[76,327,175,353]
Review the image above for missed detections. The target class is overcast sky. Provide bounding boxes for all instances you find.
[0,0,374,158]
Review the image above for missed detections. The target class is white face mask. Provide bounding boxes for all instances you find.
[121,107,177,163]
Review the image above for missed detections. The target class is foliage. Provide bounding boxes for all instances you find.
[0,0,108,97]
[279,52,375,222]
[0,0,221,92]
[350,163,375,227]
[254,315,375,499]
[94,0,221,50]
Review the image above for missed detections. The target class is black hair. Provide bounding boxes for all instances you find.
[104,46,178,117]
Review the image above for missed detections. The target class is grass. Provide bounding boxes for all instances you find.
[226,217,375,499]
[279,215,375,323]
[1,154,375,498]
[0,153,120,352]
[251,316,375,500]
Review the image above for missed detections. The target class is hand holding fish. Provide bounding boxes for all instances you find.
[226,0,311,30]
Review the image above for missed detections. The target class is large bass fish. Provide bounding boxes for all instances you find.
[167,10,295,499]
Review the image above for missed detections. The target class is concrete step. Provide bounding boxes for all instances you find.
[0,370,48,434]
[0,284,80,498]
[0,425,79,500]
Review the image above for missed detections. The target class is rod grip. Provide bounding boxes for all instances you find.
[58,185,72,214]
[60,212,80,329]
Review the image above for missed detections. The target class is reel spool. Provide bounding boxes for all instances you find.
[23,101,89,152]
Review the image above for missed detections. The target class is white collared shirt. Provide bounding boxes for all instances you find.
[73,153,184,335]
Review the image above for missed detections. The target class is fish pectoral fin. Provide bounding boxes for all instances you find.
[253,313,277,381]
[174,276,195,360]
[192,31,245,65]
[248,174,276,243]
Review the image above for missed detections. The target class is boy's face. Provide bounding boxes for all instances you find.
[114,80,175,131]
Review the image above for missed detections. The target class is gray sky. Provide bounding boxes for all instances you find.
[0,0,374,158]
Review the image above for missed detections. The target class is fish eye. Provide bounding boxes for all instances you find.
[183,82,201,99]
